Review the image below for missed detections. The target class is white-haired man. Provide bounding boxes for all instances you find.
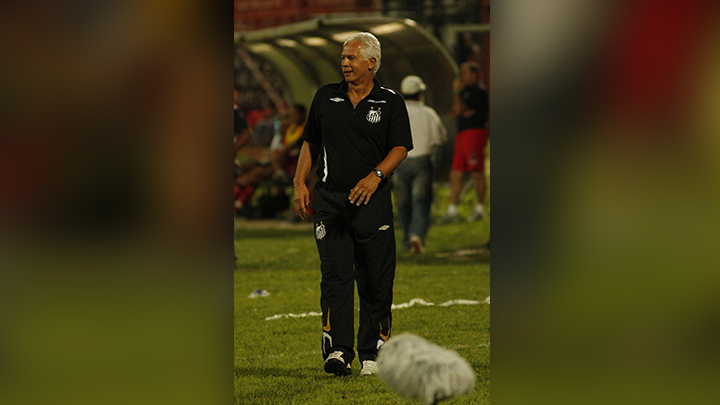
[292,32,413,377]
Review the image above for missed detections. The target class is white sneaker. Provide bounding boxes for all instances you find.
[409,236,425,254]
[360,360,378,376]
[324,351,351,376]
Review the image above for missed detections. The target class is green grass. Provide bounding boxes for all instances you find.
[235,185,490,404]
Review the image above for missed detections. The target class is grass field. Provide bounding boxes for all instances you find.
[234,184,490,404]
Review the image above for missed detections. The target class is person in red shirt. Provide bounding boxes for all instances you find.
[440,61,489,223]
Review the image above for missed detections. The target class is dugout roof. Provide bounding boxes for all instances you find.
[235,16,458,116]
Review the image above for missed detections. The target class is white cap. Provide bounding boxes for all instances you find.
[400,75,427,95]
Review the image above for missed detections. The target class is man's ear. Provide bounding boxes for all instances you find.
[368,57,376,72]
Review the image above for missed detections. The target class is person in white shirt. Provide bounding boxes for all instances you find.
[393,75,448,254]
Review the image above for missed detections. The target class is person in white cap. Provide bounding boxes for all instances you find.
[393,75,447,254]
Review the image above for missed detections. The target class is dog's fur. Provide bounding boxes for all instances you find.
[376,333,475,405]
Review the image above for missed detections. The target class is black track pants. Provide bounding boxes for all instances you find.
[312,182,395,364]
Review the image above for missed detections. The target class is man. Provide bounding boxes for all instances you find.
[440,61,489,223]
[393,75,447,254]
[234,87,252,155]
[292,32,412,377]
[234,104,306,218]
[234,87,251,260]
[270,103,306,181]
[235,104,306,189]
[233,87,255,214]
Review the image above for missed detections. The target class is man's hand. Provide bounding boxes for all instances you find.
[292,141,321,220]
[349,173,382,206]
[293,183,310,219]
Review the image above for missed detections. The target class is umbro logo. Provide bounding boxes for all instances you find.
[378,225,390,231]
[329,97,344,102]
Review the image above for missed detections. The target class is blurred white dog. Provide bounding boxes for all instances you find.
[376,333,476,405]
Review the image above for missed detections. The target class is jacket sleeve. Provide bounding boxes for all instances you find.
[387,96,413,152]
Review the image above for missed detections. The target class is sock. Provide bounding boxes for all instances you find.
[447,204,458,216]
[475,203,485,214]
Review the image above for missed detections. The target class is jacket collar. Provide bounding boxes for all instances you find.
[335,78,383,100]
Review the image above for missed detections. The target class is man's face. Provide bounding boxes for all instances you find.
[341,40,375,84]
[460,65,479,87]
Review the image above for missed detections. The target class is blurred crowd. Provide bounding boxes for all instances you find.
[234,86,307,220]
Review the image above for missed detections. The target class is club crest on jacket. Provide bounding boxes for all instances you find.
[366,107,381,123]
[315,222,326,240]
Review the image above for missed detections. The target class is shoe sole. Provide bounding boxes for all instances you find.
[324,358,351,376]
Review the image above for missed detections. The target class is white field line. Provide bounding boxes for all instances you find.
[449,342,490,349]
[264,296,490,321]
